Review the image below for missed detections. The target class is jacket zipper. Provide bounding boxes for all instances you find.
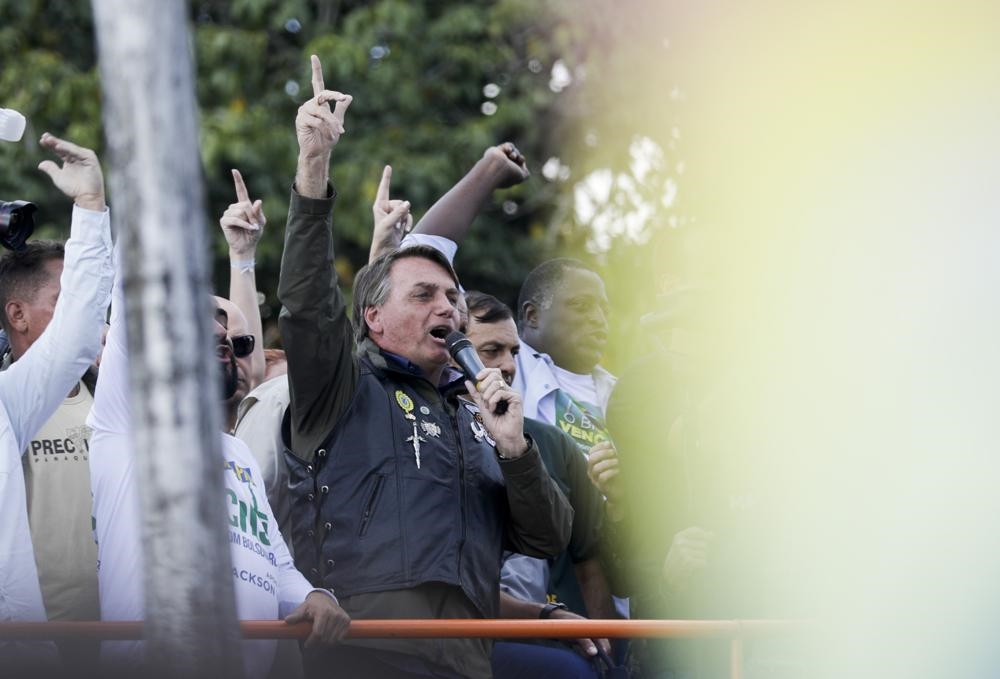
[358,474,385,537]
[450,408,467,588]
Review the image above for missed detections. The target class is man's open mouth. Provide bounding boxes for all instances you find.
[429,326,450,343]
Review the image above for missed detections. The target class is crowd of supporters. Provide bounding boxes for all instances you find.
[0,55,774,679]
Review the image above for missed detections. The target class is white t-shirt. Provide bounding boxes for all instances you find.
[88,260,316,679]
[513,344,613,453]
[90,429,310,676]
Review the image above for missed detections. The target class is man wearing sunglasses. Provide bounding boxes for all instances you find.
[87,254,349,679]
[232,333,256,361]
[214,295,259,433]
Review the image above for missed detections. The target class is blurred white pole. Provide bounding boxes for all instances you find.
[89,1,243,677]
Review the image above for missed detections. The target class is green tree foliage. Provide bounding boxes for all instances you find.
[2,1,581,322]
[0,1,103,222]
[1,0,683,371]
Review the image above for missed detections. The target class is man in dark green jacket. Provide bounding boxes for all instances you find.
[277,55,572,679]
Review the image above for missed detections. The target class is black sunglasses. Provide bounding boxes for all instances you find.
[231,334,255,359]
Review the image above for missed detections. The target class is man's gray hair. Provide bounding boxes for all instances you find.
[352,245,460,345]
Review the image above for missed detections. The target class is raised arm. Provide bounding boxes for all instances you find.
[219,168,266,389]
[410,143,529,243]
[293,55,352,199]
[368,165,412,263]
[0,133,112,448]
[277,54,356,458]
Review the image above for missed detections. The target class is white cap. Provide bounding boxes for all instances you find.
[0,108,27,143]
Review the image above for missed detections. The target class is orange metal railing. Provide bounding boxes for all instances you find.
[0,619,800,679]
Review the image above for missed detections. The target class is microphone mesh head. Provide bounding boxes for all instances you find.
[445,330,472,358]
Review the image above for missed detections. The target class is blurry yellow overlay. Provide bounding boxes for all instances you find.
[577,1,1000,676]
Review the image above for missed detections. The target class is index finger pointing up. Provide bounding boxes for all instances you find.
[231,169,250,203]
[376,165,392,205]
[310,54,325,99]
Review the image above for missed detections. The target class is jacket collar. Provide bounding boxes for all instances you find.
[515,340,617,417]
[358,337,465,391]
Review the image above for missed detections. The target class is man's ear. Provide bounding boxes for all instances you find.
[520,301,539,330]
[363,305,383,336]
[4,300,27,334]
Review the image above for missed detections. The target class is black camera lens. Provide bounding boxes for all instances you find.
[0,200,37,251]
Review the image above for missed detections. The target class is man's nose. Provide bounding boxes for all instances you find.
[590,305,609,329]
[435,295,457,318]
[212,318,227,342]
[500,353,516,385]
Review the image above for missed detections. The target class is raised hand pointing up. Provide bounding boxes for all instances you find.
[295,54,353,198]
[369,165,413,263]
[220,169,265,259]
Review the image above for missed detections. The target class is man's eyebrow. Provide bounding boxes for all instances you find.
[569,292,609,305]
[412,282,456,294]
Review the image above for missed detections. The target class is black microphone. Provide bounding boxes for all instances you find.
[446,330,508,415]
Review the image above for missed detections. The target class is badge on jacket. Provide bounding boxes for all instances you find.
[420,420,441,438]
[395,390,416,420]
[462,402,496,447]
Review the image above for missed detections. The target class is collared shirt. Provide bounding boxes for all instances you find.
[379,348,465,387]
[512,340,617,446]
[0,205,113,664]
[234,375,293,555]
[511,341,629,619]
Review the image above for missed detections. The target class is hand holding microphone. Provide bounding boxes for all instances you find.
[446,330,508,415]
[447,330,529,459]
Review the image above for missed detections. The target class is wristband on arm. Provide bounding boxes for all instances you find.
[230,256,255,273]
[538,601,568,619]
